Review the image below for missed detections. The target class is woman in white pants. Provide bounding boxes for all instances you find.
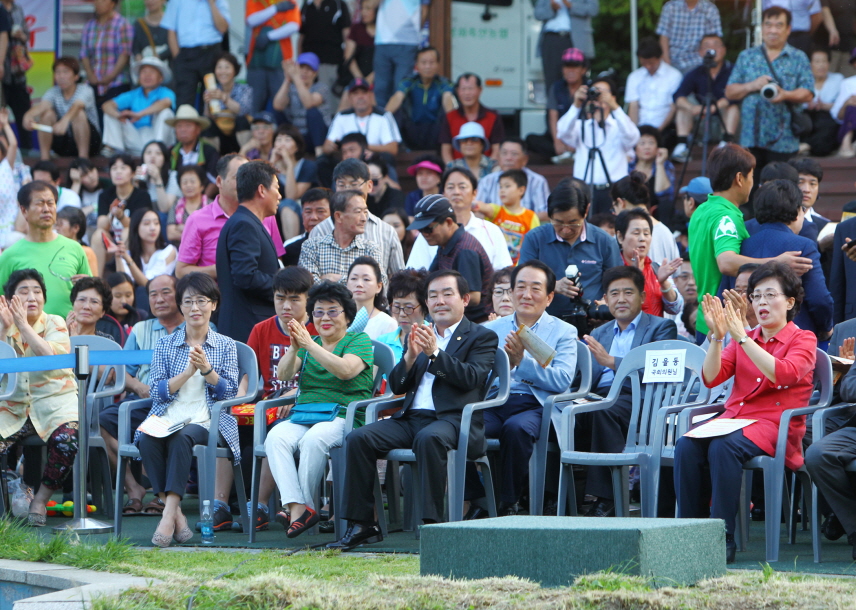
[265,281,375,538]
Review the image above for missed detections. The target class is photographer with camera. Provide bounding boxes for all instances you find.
[724,6,814,177]
[672,35,740,162]
[556,75,640,216]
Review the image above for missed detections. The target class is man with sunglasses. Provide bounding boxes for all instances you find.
[408,194,494,323]
[0,181,91,317]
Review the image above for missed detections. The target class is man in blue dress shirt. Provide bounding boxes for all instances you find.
[464,260,578,517]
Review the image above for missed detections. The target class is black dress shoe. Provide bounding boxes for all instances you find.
[497,501,519,516]
[542,498,558,516]
[318,519,335,534]
[822,513,846,541]
[463,505,489,520]
[326,522,383,550]
[583,499,615,518]
[725,534,737,564]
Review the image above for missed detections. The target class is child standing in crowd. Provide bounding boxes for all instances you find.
[0,109,19,250]
[473,169,539,264]
[56,206,99,275]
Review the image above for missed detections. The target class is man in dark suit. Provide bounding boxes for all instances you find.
[328,270,499,549]
[831,216,856,325]
[577,265,677,517]
[215,160,281,343]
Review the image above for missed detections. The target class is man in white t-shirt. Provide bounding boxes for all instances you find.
[407,166,513,271]
[625,37,683,131]
[322,78,401,157]
[32,161,82,211]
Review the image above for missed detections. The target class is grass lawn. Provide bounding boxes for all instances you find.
[3,518,856,609]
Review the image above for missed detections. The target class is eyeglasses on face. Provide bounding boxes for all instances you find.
[335,179,367,190]
[181,297,212,309]
[492,287,512,298]
[748,291,785,303]
[550,219,584,230]
[391,304,418,315]
[313,308,343,319]
[74,296,102,307]
[419,222,439,235]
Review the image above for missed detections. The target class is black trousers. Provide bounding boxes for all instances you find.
[95,84,131,131]
[397,114,441,152]
[573,389,633,500]
[541,32,574,96]
[804,110,841,157]
[172,44,221,109]
[805,427,856,536]
[3,80,32,149]
[342,410,459,524]
[139,424,209,498]
[674,428,765,535]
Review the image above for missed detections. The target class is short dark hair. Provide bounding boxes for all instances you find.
[417,46,440,61]
[347,255,388,310]
[499,169,527,190]
[592,77,616,96]
[4,269,46,302]
[637,37,663,59]
[736,262,760,278]
[591,213,616,232]
[145,273,177,294]
[456,72,482,88]
[333,158,370,184]
[762,5,792,26]
[308,280,358,325]
[440,166,478,192]
[105,271,133,289]
[388,269,428,315]
[57,206,87,241]
[177,164,208,188]
[366,154,389,178]
[602,265,645,294]
[215,51,241,75]
[611,171,650,207]
[788,157,823,182]
[17,181,58,209]
[275,123,306,159]
[747,261,803,322]
[70,276,112,313]
[216,153,247,179]
[426,269,470,299]
[273,266,313,296]
[548,177,588,218]
[511,259,556,294]
[708,144,756,192]
[109,153,137,172]
[339,132,368,151]
[681,300,699,335]
[615,208,653,238]
[500,136,528,155]
[235,160,278,203]
[492,266,514,289]
[637,125,662,147]
[330,189,364,217]
[33,160,60,182]
[754,179,802,225]
[699,33,724,49]
[810,46,831,61]
[301,187,332,206]
[759,161,798,185]
[52,56,80,75]
[176,272,221,306]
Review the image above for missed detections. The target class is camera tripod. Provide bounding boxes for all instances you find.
[578,97,614,218]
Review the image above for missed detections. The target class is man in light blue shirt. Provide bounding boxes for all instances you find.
[464,260,578,517]
[575,265,677,517]
[162,0,231,107]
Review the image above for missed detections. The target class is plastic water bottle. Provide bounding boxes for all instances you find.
[201,500,214,544]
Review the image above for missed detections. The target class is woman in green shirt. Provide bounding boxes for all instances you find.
[265,281,374,538]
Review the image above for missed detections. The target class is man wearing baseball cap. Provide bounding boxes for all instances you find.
[272,52,333,155]
[322,78,401,158]
[408,194,494,323]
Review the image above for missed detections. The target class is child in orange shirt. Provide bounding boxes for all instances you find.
[473,169,540,264]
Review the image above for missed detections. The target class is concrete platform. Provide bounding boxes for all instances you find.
[420,516,726,587]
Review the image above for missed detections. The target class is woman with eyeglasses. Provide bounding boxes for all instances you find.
[488,266,515,321]
[264,281,374,538]
[66,276,125,345]
[137,273,239,547]
[0,269,78,527]
[345,256,397,340]
[376,269,428,360]
[674,262,817,564]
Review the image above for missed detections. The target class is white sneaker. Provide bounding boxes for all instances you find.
[671,143,689,163]
[551,151,574,165]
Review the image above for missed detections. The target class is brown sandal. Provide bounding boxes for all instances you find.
[142,497,165,515]
[122,498,144,515]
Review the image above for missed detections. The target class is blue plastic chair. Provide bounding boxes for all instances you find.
[556,340,710,518]
[248,341,395,543]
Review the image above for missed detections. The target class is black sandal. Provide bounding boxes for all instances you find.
[286,507,319,538]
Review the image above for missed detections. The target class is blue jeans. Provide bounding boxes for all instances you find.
[247,67,285,114]
[373,44,418,108]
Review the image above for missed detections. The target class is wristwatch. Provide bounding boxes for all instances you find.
[737,335,750,345]
[428,348,439,361]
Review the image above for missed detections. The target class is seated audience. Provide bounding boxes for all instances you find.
[117,208,177,287]
[240,112,277,160]
[629,127,677,228]
[591,213,616,237]
[830,51,856,157]
[466,260,578,516]
[102,57,176,155]
[136,140,180,216]
[615,208,683,318]
[801,47,843,157]
[329,270,498,549]
[322,79,401,158]
[67,158,104,214]
[447,122,497,179]
[626,37,682,131]
[385,46,456,151]
[137,273,239,547]
[472,169,540,264]
[282,188,331,267]
[106,271,145,334]
[346,256,398,339]
[66,275,125,344]
[22,57,100,160]
[367,155,405,216]
[544,48,586,162]
[789,157,830,243]
[0,269,79,526]
[404,157,443,217]
[271,124,318,207]
[167,166,210,244]
[382,207,416,264]
[56,206,98,275]
[376,269,428,361]
[166,105,220,197]
[676,262,816,563]
[489,266,515,320]
[266,281,374,538]
[202,52,253,155]
[612,171,681,267]
[577,265,677,517]
[31,161,82,211]
[272,52,332,156]
[439,73,504,164]
[476,138,551,222]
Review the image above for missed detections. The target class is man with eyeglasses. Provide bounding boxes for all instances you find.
[464,260,578,518]
[408,194,494,323]
[518,178,622,321]
[406,167,512,272]
[0,181,91,317]
[308,158,404,280]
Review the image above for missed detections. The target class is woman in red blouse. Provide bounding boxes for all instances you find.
[615,209,683,317]
[674,262,817,563]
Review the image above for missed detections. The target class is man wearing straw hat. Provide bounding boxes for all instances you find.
[166,105,221,197]
[102,56,176,156]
